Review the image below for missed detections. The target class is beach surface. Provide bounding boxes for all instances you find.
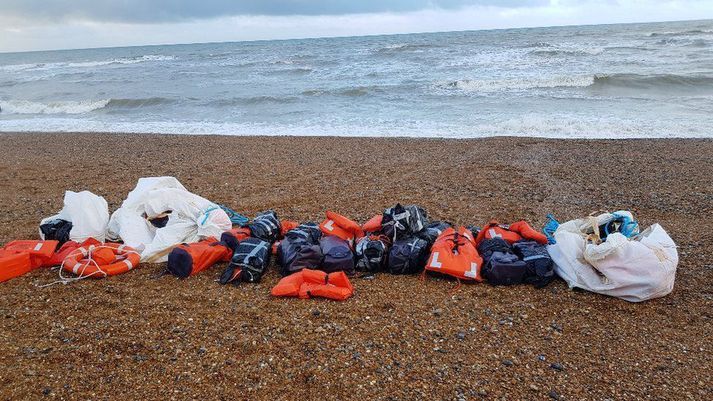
[0,133,711,400]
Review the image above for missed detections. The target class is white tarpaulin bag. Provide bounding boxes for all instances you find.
[107,177,232,262]
[547,212,678,302]
[40,190,110,242]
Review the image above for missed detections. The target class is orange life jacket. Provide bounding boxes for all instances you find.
[280,220,299,237]
[361,214,383,233]
[0,240,58,283]
[474,220,548,245]
[61,243,140,278]
[271,269,354,301]
[167,237,232,278]
[319,211,364,245]
[426,227,483,281]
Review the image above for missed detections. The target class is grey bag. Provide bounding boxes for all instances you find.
[320,235,355,274]
[382,204,428,239]
[512,241,555,288]
[387,236,429,275]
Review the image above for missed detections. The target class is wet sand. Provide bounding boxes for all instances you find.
[0,133,711,400]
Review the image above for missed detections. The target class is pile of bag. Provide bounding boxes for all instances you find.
[546,211,678,302]
[0,187,681,305]
[420,220,554,288]
[473,220,554,287]
[355,203,452,275]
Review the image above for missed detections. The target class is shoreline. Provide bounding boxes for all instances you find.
[2,131,712,141]
[0,133,711,399]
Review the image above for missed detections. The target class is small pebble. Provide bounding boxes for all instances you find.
[550,362,564,371]
[502,359,514,367]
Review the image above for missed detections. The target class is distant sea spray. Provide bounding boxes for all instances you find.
[1,20,712,138]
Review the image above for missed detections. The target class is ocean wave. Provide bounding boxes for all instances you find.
[207,96,299,106]
[518,41,555,49]
[529,47,603,56]
[0,99,111,114]
[301,86,387,97]
[590,73,713,90]
[441,76,595,92]
[262,67,314,75]
[66,55,175,68]
[441,73,713,93]
[105,97,176,108]
[648,29,713,37]
[0,55,175,73]
[375,43,438,54]
[0,97,178,114]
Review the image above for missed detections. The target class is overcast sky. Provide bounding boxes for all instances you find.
[1,1,712,52]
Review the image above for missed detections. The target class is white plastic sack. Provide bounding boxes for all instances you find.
[548,215,678,302]
[108,177,232,262]
[40,190,110,242]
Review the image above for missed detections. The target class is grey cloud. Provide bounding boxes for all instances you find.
[0,1,550,23]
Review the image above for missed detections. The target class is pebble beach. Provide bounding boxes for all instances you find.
[0,133,711,400]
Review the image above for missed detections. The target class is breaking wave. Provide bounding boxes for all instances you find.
[441,76,596,92]
[441,73,713,93]
[0,97,176,114]
[0,99,111,114]
[0,55,175,72]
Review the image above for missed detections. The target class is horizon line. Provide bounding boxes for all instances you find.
[1,17,710,55]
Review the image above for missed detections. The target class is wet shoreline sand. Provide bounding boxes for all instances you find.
[0,133,711,399]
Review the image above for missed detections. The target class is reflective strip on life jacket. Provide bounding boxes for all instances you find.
[464,262,479,279]
[429,252,443,269]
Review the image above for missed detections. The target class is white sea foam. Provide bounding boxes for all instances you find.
[0,115,708,139]
[443,75,596,93]
[0,99,111,114]
[0,55,175,72]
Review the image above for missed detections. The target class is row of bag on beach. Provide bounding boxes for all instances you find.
[0,176,678,302]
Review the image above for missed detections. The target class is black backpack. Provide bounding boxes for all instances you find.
[512,241,555,288]
[481,251,528,286]
[382,204,428,239]
[477,237,512,266]
[40,219,73,246]
[277,222,324,276]
[246,210,281,243]
[387,236,429,275]
[416,221,452,245]
[320,235,355,274]
[355,236,390,273]
[283,222,322,243]
[220,238,270,284]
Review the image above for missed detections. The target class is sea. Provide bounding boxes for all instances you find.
[1,19,712,138]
